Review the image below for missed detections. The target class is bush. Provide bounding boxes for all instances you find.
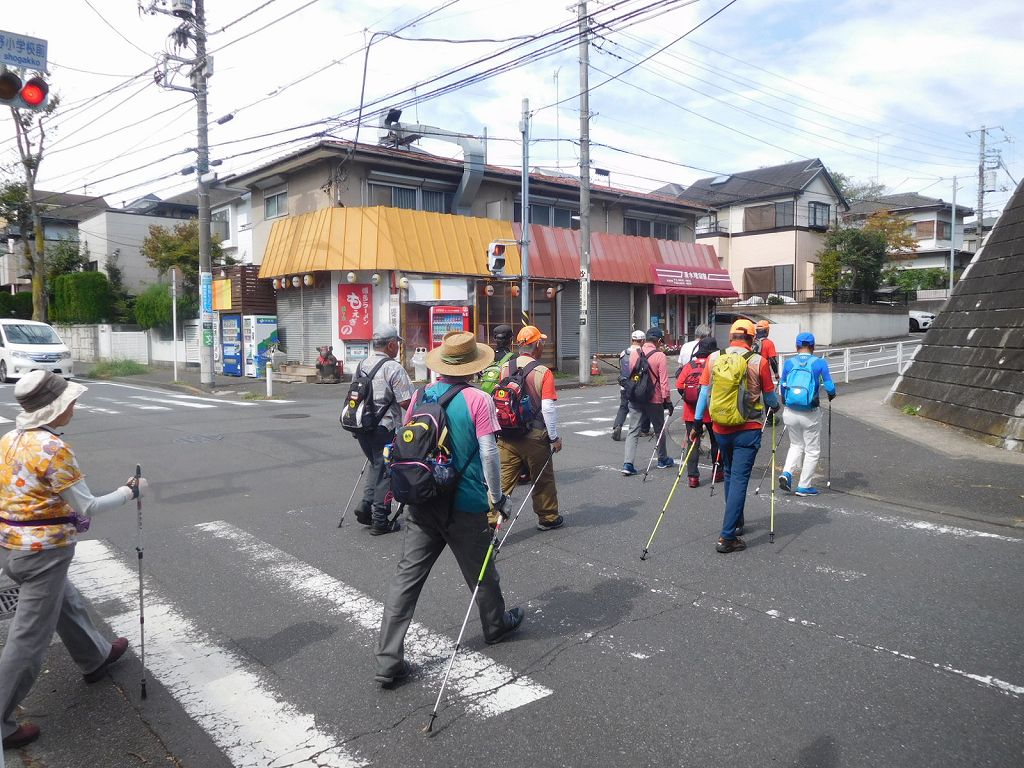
[0,291,32,319]
[134,283,172,329]
[87,360,150,378]
[767,295,787,305]
[50,272,112,323]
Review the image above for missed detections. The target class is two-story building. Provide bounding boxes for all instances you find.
[228,135,735,371]
[844,192,974,275]
[672,159,849,299]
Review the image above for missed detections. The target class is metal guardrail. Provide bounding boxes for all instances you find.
[779,339,922,384]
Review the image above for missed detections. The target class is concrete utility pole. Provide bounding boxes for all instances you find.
[520,98,531,327]
[949,176,956,293]
[194,0,214,389]
[975,126,986,259]
[577,0,592,385]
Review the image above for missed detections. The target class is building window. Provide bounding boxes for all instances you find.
[775,201,794,227]
[211,209,230,242]
[745,201,795,231]
[936,220,950,240]
[623,217,680,240]
[774,264,794,295]
[514,202,579,229]
[808,201,830,229]
[264,188,287,219]
[914,221,935,239]
[369,183,451,213]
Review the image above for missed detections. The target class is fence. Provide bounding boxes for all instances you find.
[779,338,922,384]
[723,289,913,307]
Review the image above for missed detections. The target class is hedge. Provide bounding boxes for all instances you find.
[50,272,113,323]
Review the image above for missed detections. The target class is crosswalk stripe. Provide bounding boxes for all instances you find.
[130,396,217,409]
[574,430,607,437]
[164,393,257,407]
[70,540,366,768]
[0,415,11,423]
[196,521,553,720]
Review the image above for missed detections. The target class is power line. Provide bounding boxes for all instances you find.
[83,0,154,59]
[208,0,282,35]
[208,0,322,55]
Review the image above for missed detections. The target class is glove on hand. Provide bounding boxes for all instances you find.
[490,493,510,519]
[664,401,674,417]
[125,476,148,500]
[827,391,836,401]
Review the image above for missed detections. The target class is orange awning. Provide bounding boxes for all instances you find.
[259,207,522,278]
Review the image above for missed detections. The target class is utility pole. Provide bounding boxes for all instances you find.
[520,97,531,327]
[949,176,956,293]
[975,126,986,257]
[577,0,592,385]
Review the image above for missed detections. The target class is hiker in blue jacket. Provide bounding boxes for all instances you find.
[778,332,836,496]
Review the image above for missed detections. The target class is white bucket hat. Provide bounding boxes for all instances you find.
[14,370,87,431]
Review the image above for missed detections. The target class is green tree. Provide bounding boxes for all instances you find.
[862,209,918,257]
[828,172,887,204]
[816,227,889,297]
[881,266,949,291]
[134,283,173,330]
[46,236,88,283]
[105,248,134,324]
[50,271,112,323]
[140,219,231,320]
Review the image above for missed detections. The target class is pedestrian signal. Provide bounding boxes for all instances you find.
[487,242,506,275]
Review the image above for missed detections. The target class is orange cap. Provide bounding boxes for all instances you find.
[755,319,770,331]
[517,325,548,344]
[730,319,756,337]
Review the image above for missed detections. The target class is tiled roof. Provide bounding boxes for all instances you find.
[33,191,108,222]
[678,159,835,207]
[846,193,974,217]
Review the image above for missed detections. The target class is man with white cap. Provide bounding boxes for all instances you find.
[352,323,414,535]
[0,371,147,750]
[612,330,650,441]
[375,331,523,687]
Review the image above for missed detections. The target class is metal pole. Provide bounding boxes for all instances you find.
[171,267,179,382]
[578,0,592,385]
[976,127,985,273]
[949,176,956,293]
[520,98,530,327]
[195,0,215,389]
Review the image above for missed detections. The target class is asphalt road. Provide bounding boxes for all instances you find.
[2,378,1021,768]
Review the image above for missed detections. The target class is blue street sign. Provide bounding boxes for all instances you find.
[0,31,48,71]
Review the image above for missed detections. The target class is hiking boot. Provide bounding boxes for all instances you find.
[687,476,699,488]
[370,519,401,536]
[485,607,524,645]
[778,472,792,493]
[795,486,818,496]
[376,660,413,689]
[715,536,747,554]
[354,502,372,526]
[536,515,564,531]
[518,472,531,484]
[611,425,622,441]
[84,637,129,684]
[3,723,40,749]
[621,463,638,476]
[657,457,675,469]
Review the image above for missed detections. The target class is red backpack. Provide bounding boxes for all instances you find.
[493,358,541,437]
[677,356,707,406]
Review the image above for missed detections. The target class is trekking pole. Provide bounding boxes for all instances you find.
[640,437,698,561]
[641,396,683,482]
[769,417,777,544]
[423,455,553,736]
[754,424,787,495]
[709,449,722,498]
[134,463,147,700]
[826,399,833,489]
[337,457,370,527]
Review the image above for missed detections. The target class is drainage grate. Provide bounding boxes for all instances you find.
[0,585,18,616]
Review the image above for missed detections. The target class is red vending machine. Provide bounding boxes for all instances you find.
[428,305,471,348]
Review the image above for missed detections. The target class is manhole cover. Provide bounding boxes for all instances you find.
[271,413,311,419]
[174,434,225,444]
[0,586,18,616]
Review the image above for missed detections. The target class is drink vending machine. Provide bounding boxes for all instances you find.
[243,315,279,377]
[220,313,242,376]
[428,305,471,349]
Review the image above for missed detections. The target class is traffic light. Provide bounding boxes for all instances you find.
[486,242,506,275]
[0,68,49,110]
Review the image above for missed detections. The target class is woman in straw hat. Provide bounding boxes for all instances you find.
[0,371,147,750]
[375,331,523,687]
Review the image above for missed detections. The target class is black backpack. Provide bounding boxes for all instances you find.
[493,358,541,437]
[623,349,655,405]
[388,383,469,506]
[339,356,393,434]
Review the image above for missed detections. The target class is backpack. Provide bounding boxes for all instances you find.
[623,350,655,405]
[493,358,541,437]
[387,384,469,506]
[677,356,707,406]
[339,356,393,434]
[709,349,760,426]
[784,356,818,409]
[479,351,514,395]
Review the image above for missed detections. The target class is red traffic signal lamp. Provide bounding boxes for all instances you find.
[486,242,507,274]
[0,69,49,110]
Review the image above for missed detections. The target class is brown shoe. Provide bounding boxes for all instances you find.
[715,536,746,554]
[3,723,41,749]
[84,637,129,683]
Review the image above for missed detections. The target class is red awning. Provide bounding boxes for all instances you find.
[650,263,738,297]
[512,223,733,293]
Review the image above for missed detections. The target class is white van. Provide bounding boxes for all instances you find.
[0,319,74,383]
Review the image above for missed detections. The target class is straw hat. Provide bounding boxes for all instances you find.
[425,331,495,376]
[14,371,87,431]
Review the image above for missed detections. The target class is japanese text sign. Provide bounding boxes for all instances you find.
[338,284,373,339]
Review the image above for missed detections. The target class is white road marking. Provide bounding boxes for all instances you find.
[803,502,1023,544]
[85,380,293,404]
[813,565,866,582]
[70,540,366,768]
[575,430,607,437]
[75,405,120,415]
[0,415,11,423]
[764,608,1023,698]
[131,395,217,409]
[589,417,614,422]
[195,521,553,720]
[164,393,258,406]
[561,421,588,426]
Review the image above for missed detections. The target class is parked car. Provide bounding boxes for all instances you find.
[0,319,74,383]
[909,310,935,332]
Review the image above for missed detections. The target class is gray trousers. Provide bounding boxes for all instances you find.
[0,545,111,739]
[356,426,394,526]
[623,402,668,465]
[375,503,507,679]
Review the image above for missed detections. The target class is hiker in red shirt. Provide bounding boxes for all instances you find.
[755,320,779,380]
[677,336,721,488]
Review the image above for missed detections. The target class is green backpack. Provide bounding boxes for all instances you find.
[479,351,514,395]
[709,349,762,426]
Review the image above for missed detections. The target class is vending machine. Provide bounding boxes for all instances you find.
[243,315,279,378]
[220,313,242,376]
[428,305,471,349]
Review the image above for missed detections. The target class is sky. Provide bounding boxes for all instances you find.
[1,0,1022,222]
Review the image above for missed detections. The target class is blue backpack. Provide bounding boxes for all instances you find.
[785,356,818,409]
